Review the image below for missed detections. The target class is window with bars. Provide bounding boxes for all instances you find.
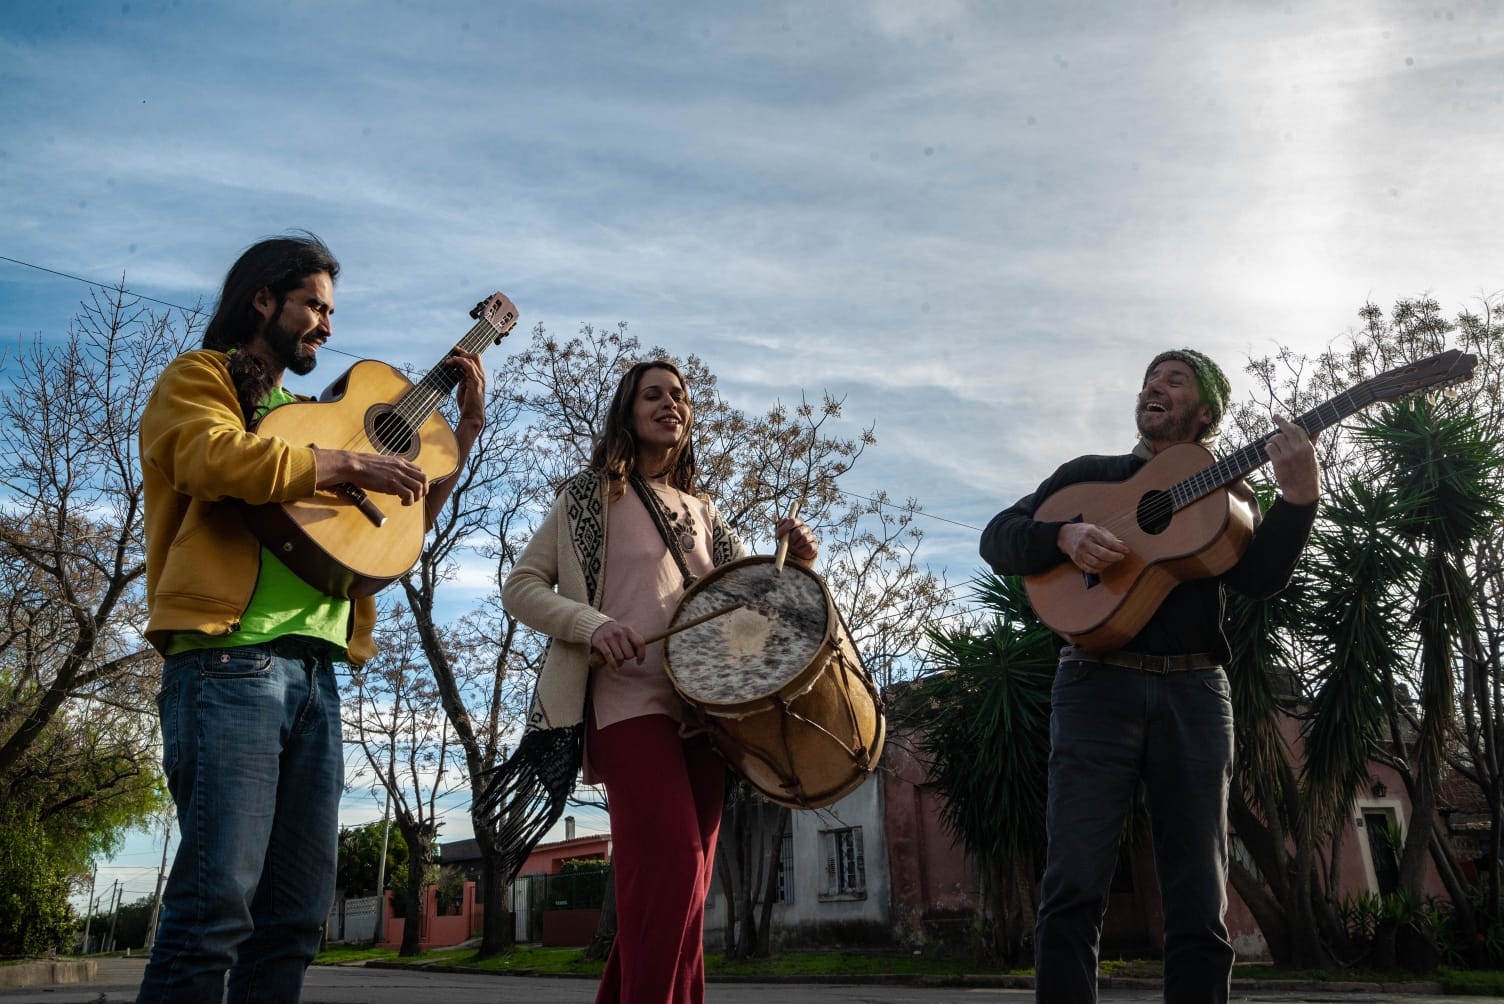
[820,827,866,900]
[774,832,793,904]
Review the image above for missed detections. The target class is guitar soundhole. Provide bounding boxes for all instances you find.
[368,407,416,456]
[1136,490,1173,535]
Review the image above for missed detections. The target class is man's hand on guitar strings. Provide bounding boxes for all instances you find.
[1265,415,1320,506]
[313,447,430,506]
[1057,522,1130,575]
[447,347,487,432]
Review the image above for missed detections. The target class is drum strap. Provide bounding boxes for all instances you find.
[628,472,698,590]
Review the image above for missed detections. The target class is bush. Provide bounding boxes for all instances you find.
[0,808,75,956]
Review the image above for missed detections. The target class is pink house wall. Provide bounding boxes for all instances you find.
[883,709,1452,961]
[377,834,616,951]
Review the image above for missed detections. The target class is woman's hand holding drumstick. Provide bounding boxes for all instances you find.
[773,499,817,573]
[589,601,745,671]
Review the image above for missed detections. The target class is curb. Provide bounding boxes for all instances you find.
[357,961,1447,994]
[0,960,98,989]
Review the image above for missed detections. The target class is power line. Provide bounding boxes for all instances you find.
[1,253,202,314]
[0,251,361,360]
[829,487,984,534]
[4,251,991,535]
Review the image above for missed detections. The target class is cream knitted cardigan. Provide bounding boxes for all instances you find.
[480,470,741,882]
[503,468,745,734]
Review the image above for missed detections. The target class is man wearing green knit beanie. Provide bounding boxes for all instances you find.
[980,347,1321,1003]
[1142,348,1232,443]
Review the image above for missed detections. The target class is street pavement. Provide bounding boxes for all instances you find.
[0,956,1485,1003]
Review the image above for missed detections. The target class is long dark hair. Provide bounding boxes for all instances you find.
[202,232,340,424]
[589,360,696,494]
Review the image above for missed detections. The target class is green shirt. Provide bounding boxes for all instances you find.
[166,386,352,658]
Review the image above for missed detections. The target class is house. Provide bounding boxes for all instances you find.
[372,697,1461,960]
[705,772,894,952]
[876,704,1452,961]
[375,817,611,951]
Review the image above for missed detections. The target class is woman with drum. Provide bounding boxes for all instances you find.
[502,359,817,1004]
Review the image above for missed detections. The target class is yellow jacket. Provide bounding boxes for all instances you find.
[138,349,376,663]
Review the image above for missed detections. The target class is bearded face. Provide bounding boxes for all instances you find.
[248,272,333,377]
[1135,360,1212,446]
[258,306,320,376]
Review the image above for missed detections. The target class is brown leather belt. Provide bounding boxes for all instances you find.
[1059,646,1220,675]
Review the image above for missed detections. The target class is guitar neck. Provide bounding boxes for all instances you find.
[1170,385,1374,510]
[393,303,513,425]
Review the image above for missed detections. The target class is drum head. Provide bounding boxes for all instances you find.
[665,556,832,708]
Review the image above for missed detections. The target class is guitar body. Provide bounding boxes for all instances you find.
[238,291,518,599]
[243,359,460,599]
[1017,348,1477,653]
[1023,442,1256,653]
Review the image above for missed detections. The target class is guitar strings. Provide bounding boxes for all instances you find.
[365,313,502,456]
[1070,391,1355,543]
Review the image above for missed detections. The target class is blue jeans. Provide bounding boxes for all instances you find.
[137,638,343,1004]
[1034,662,1235,1004]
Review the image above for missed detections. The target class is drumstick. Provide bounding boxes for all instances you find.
[588,601,745,668]
[772,499,803,575]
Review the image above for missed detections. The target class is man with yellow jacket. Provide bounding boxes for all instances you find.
[135,233,485,1003]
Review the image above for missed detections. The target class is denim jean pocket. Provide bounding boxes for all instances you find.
[1198,670,1232,701]
[156,677,181,775]
[200,645,275,679]
[1052,658,1088,697]
[1052,663,1093,690]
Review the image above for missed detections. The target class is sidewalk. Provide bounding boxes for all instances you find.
[0,955,1461,1002]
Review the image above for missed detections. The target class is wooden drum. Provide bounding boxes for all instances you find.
[664,555,885,809]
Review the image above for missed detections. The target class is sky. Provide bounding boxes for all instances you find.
[4,0,1503,914]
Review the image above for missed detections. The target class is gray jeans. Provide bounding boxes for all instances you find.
[1034,660,1235,1004]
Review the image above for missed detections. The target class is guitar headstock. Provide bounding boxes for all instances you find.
[1356,349,1478,405]
[470,292,520,344]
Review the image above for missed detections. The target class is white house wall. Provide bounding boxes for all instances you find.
[703,771,893,950]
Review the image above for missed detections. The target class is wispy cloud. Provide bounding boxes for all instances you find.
[8,0,1502,895]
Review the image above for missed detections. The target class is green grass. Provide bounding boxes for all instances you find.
[314,944,1504,994]
[1438,967,1504,996]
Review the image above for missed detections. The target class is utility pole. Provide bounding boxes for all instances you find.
[80,863,97,954]
[144,817,173,951]
[104,880,122,953]
[373,745,395,945]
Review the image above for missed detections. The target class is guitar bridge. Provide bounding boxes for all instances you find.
[339,483,387,527]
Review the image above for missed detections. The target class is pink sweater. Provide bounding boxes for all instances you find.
[590,485,716,731]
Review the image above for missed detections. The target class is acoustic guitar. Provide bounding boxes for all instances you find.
[243,292,519,598]
[1023,349,1477,653]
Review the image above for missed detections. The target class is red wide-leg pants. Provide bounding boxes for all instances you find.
[589,713,726,1004]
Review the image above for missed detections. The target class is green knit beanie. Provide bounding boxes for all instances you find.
[1144,348,1231,433]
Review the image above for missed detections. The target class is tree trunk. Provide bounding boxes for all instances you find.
[583,864,617,962]
[401,856,426,957]
[1427,830,1479,961]
[475,850,513,957]
[752,808,788,957]
[716,853,735,957]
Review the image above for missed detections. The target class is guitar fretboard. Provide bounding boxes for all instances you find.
[1167,386,1376,511]
[378,302,515,451]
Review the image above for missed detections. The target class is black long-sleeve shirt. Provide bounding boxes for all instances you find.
[979,452,1317,662]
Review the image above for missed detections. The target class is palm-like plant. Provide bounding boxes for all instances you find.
[1229,390,1503,969]
[915,572,1056,962]
[1354,399,1504,964]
